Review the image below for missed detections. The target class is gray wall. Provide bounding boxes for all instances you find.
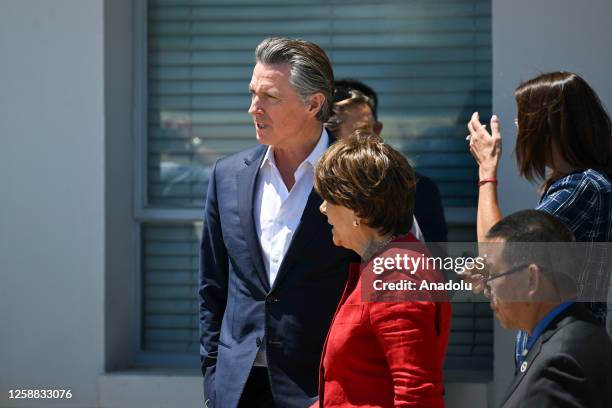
[0,0,105,406]
[491,0,612,405]
[104,0,135,373]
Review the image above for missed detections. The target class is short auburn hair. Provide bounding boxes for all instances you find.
[514,72,612,186]
[314,131,416,236]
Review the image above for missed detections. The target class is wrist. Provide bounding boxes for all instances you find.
[479,168,497,179]
[479,177,498,187]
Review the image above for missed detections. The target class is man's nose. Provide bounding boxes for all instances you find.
[484,284,492,300]
[319,201,327,215]
[248,96,262,115]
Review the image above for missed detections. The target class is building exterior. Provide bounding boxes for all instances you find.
[1,0,611,407]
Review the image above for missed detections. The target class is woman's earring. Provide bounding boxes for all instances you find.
[352,219,359,227]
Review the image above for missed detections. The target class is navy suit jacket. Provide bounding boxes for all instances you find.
[199,138,358,408]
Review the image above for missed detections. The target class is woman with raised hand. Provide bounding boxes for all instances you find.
[467,71,612,363]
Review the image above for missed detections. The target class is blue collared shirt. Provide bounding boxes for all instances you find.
[516,301,575,365]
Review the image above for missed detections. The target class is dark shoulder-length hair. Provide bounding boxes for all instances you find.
[514,71,612,186]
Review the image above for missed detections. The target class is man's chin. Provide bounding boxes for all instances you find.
[331,236,342,249]
[495,314,515,330]
[255,129,272,145]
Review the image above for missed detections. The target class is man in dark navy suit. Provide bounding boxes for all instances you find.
[199,37,358,408]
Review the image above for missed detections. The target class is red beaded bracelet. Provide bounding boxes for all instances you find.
[479,178,498,186]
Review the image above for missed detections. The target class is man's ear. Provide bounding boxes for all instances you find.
[527,264,542,300]
[307,92,325,117]
[373,121,383,136]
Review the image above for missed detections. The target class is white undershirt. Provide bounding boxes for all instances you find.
[252,129,329,367]
[254,129,329,287]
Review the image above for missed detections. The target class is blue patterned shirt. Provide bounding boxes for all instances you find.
[515,169,612,367]
[536,169,612,242]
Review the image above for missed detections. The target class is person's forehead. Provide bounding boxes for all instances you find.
[341,102,374,119]
[483,237,506,269]
[250,62,291,88]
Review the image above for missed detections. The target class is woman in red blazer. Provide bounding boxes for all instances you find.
[311,132,452,407]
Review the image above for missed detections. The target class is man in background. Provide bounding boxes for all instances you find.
[330,79,448,243]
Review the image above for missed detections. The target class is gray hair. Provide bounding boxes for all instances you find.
[255,37,334,122]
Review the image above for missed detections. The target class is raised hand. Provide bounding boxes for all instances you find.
[467,112,502,179]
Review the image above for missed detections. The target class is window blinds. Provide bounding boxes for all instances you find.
[143,0,493,372]
[147,0,491,208]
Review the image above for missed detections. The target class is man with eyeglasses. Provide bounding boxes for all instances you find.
[327,79,448,244]
[482,209,612,407]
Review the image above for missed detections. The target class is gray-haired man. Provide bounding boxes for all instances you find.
[198,38,358,408]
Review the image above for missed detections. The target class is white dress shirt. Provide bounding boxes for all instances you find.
[254,129,329,287]
[252,129,329,366]
[411,218,424,242]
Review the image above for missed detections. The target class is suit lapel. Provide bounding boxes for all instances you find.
[237,146,270,291]
[271,190,323,291]
[270,131,337,292]
[500,335,545,406]
[500,305,581,407]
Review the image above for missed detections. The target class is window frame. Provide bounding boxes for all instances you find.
[133,0,484,372]
[133,0,202,367]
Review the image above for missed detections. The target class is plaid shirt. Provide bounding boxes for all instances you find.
[536,169,612,242]
[516,169,612,366]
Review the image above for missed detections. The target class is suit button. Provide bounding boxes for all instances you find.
[256,337,262,347]
[266,296,279,304]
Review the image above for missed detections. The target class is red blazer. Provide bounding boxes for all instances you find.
[313,234,452,407]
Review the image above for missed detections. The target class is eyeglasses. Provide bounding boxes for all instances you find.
[333,87,355,103]
[484,263,533,292]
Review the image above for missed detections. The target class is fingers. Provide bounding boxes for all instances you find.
[470,112,484,134]
[458,270,485,294]
[468,273,485,294]
[467,112,478,137]
[468,112,492,139]
[472,280,485,294]
[471,111,480,123]
[467,116,476,135]
[490,115,501,140]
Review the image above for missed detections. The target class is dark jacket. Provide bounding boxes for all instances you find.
[414,172,447,243]
[501,303,612,407]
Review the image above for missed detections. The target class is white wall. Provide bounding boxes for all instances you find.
[0,0,105,406]
[491,0,612,405]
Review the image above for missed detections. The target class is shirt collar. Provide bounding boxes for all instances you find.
[260,128,329,171]
[303,127,329,170]
[525,301,574,352]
